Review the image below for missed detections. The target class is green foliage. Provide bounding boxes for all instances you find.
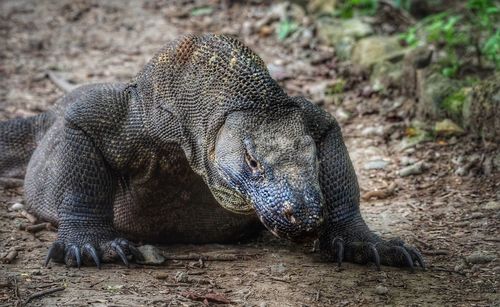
[336,0,413,18]
[393,0,411,11]
[400,0,500,77]
[190,6,213,16]
[441,88,468,116]
[277,18,298,41]
[336,0,378,18]
[482,30,500,66]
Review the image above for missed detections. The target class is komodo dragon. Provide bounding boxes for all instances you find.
[0,34,424,270]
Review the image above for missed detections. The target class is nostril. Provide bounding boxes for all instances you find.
[282,202,298,224]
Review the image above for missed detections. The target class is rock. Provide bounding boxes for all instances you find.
[493,152,500,170]
[454,259,468,273]
[483,201,500,211]
[434,119,464,137]
[175,271,189,283]
[136,245,165,265]
[462,74,500,142]
[416,67,462,120]
[334,107,351,122]
[364,160,390,170]
[400,156,417,166]
[307,0,337,14]
[399,161,427,177]
[400,46,433,97]
[370,61,403,92]
[304,79,346,102]
[361,126,385,137]
[465,252,496,265]
[335,37,356,60]
[270,263,287,275]
[9,203,24,211]
[351,36,407,69]
[375,285,389,295]
[317,18,373,60]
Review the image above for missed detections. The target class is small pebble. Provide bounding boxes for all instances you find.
[361,126,385,137]
[175,271,189,283]
[363,160,389,170]
[399,161,427,177]
[9,203,24,211]
[483,201,500,211]
[375,285,388,295]
[270,263,287,275]
[465,252,496,264]
[136,245,165,265]
[400,156,417,166]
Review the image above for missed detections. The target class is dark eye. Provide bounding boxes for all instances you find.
[245,151,261,173]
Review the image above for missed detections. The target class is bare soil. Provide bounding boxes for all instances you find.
[0,1,498,306]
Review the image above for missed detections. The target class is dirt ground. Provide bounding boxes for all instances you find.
[0,1,498,306]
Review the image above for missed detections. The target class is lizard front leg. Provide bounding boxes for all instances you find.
[316,123,424,271]
[44,122,141,268]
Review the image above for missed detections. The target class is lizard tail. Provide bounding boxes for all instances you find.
[0,111,56,179]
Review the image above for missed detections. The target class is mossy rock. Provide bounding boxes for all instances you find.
[462,74,500,142]
[417,65,462,120]
[351,36,408,69]
[370,61,403,92]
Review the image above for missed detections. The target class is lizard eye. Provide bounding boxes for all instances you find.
[245,151,261,174]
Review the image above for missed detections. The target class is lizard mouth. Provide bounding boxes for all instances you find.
[255,205,323,242]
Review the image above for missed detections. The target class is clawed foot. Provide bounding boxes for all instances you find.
[325,237,425,272]
[45,237,143,268]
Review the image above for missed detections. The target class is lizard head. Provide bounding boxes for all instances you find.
[211,109,323,241]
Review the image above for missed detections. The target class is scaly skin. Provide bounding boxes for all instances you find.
[0,34,424,270]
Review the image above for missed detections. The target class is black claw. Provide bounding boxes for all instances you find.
[368,243,381,271]
[394,246,414,272]
[45,241,64,266]
[83,243,101,269]
[406,246,426,270]
[66,245,81,268]
[332,237,344,267]
[128,244,144,262]
[112,241,129,267]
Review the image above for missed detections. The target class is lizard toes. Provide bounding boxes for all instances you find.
[331,237,344,268]
[82,243,101,269]
[45,241,65,266]
[64,244,82,268]
[102,237,139,266]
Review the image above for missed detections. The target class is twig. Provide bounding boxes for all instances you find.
[19,210,37,224]
[19,222,56,233]
[23,287,65,305]
[164,253,251,261]
[1,249,18,264]
[46,71,78,93]
[362,182,397,201]
[269,276,290,283]
[13,276,20,307]
[0,177,24,189]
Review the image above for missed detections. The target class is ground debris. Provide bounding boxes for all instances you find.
[362,182,397,200]
[19,222,56,233]
[465,252,496,265]
[23,286,65,305]
[1,249,18,264]
[0,177,24,189]
[180,291,231,304]
[399,161,428,177]
[18,210,38,224]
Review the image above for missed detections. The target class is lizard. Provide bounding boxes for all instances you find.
[0,34,424,270]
